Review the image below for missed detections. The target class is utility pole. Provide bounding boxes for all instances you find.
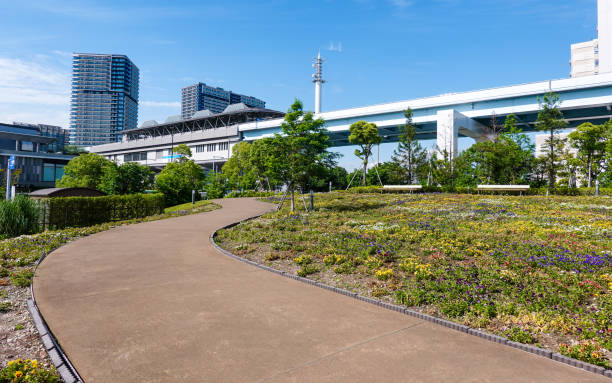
[312,52,325,114]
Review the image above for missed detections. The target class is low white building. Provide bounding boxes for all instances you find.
[89,104,284,172]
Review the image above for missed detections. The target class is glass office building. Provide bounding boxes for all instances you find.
[0,122,74,189]
[70,53,139,146]
[181,83,265,119]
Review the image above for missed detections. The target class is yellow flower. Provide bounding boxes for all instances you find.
[14,370,23,378]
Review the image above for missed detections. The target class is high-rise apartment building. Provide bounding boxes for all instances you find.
[570,0,611,77]
[598,0,612,74]
[570,39,599,77]
[181,83,265,119]
[70,53,139,146]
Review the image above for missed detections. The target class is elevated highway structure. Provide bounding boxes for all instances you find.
[90,74,612,168]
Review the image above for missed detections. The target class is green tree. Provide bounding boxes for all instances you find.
[62,145,87,155]
[173,144,192,163]
[349,120,382,186]
[203,171,229,199]
[601,120,612,187]
[455,136,534,186]
[100,162,153,195]
[221,142,257,191]
[250,138,281,191]
[535,93,567,190]
[272,99,334,211]
[503,114,535,183]
[431,149,457,188]
[568,122,608,187]
[391,109,427,184]
[57,153,114,190]
[367,161,404,186]
[154,154,205,206]
[557,144,580,188]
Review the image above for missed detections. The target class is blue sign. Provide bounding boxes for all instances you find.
[162,154,183,159]
[8,155,15,170]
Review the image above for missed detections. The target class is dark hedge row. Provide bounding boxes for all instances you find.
[42,193,165,229]
[344,185,612,196]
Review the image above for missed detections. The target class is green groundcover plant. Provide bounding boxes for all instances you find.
[217,192,612,368]
[0,359,59,383]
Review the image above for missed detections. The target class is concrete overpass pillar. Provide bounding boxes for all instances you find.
[436,110,491,159]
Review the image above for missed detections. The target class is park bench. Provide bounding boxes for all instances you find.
[383,185,423,193]
[476,185,530,195]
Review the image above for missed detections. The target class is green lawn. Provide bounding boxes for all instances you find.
[164,199,218,214]
[216,192,612,368]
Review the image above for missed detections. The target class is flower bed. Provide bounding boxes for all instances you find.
[216,192,611,368]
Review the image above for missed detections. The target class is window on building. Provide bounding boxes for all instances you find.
[21,141,34,151]
[218,142,229,151]
[43,163,55,182]
[55,164,65,180]
[124,152,147,162]
[206,143,216,152]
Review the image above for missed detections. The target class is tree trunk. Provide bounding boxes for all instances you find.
[588,157,592,188]
[362,161,367,186]
[548,129,555,191]
[290,188,295,212]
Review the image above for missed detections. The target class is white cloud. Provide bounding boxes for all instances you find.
[0,56,71,127]
[141,101,181,108]
[327,41,343,52]
[52,50,73,58]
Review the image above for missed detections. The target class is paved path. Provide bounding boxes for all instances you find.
[34,198,608,382]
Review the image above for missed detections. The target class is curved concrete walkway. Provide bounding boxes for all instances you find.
[34,198,608,382]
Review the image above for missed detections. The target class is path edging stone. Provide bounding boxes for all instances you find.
[28,250,84,382]
[27,291,83,383]
[210,217,611,379]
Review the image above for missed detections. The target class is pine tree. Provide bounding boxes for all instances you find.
[391,109,427,184]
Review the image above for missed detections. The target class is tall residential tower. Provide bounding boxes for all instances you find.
[570,0,611,77]
[599,0,612,74]
[181,83,265,119]
[70,53,139,146]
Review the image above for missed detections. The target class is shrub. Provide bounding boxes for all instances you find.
[505,327,537,344]
[0,196,40,237]
[559,342,610,368]
[0,302,11,312]
[345,186,382,194]
[224,190,280,198]
[10,270,34,288]
[43,194,164,229]
[0,359,59,383]
[155,161,205,206]
[375,268,394,281]
[297,264,319,277]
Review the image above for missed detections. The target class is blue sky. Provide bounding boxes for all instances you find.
[0,0,599,170]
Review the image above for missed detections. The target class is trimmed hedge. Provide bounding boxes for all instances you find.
[224,190,282,198]
[342,185,612,196]
[343,186,383,194]
[43,193,165,229]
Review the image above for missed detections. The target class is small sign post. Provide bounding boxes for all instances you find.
[6,155,15,201]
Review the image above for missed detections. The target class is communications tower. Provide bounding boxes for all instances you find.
[312,52,325,114]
